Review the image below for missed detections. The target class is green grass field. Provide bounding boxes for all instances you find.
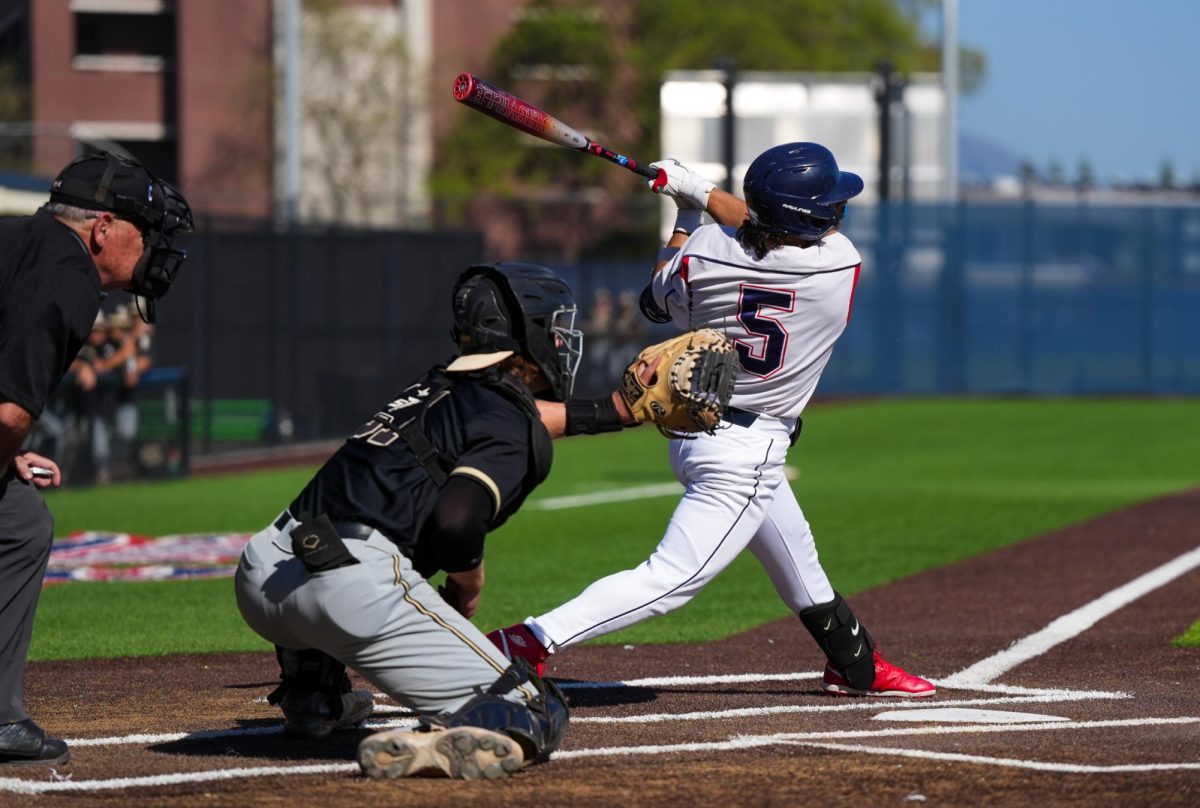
[32,398,1200,660]
[1174,621,1200,648]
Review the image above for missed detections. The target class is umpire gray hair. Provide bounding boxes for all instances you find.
[41,202,99,224]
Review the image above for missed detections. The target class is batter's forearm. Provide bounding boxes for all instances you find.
[705,188,749,228]
[653,231,689,275]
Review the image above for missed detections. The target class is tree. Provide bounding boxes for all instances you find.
[1018,160,1038,195]
[430,0,628,257]
[1075,158,1094,195]
[1047,159,1065,187]
[431,0,987,256]
[0,59,32,172]
[298,0,415,226]
[1159,160,1176,190]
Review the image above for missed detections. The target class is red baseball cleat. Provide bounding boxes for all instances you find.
[486,623,549,678]
[822,651,935,697]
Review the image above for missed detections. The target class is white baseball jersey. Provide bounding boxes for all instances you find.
[531,223,860,653]
[650,224,862,420]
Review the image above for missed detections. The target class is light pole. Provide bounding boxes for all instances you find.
[941,0,959,202]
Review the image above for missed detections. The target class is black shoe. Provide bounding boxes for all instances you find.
[0,719,71,766]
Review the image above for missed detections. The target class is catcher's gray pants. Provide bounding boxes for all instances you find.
[235,516,536,716]
[0,471,55,723]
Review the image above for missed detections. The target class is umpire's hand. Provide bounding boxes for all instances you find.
[14,451,61,488]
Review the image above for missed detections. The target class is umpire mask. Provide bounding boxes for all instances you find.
[50,151,194,323]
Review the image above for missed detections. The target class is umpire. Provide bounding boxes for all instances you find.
[0,151,192,766]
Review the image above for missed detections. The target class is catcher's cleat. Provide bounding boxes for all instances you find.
[280,688,375,739]
[487,623,548,677]
[822,651,935,697]
[358,726,525,780]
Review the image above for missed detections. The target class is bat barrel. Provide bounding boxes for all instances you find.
[452,71,658,180]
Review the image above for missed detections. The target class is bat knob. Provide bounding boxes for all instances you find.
[652,167,668,190]
[452,73,475,102]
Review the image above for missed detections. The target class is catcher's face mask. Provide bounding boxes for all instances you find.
[545,304,583,400]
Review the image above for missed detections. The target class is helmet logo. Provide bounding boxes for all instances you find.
[782,203,813,214]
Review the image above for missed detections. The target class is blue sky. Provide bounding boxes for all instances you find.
[955,0,1200,184]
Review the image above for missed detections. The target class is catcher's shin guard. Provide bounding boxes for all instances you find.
[798,594,876,691]
[437,660,569,765]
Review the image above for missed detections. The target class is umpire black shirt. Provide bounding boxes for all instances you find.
[0,210,103,418]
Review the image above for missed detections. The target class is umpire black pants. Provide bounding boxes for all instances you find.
[0,469,54,723]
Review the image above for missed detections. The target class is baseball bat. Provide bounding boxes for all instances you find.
[452,72,660,181]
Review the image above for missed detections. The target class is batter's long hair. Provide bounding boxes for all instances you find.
[736,224,790,260]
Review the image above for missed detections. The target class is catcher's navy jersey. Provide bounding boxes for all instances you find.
[290,367,551,564]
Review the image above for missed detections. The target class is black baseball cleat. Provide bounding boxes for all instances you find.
[0,719,71,766]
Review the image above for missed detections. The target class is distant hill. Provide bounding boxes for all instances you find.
[959,133,1022,185]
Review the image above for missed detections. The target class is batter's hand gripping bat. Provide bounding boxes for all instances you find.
[452,72,663,182]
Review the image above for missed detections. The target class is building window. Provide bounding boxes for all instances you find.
[74,12,174,71]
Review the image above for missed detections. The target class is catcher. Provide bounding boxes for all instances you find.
[489,143,935,700]
[234,262,733,781]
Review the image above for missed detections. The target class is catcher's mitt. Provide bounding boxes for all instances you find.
[620,329,737,438]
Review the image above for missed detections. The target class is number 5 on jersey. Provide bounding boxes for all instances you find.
[735,284,794,378]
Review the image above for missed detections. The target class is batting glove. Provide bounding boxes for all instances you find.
[649,158,716,211]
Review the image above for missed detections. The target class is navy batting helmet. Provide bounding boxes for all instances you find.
[448,263,582,401]
[742,142,863,240]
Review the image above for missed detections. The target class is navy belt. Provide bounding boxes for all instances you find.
[273,509,375,540]
[721,406,760,428]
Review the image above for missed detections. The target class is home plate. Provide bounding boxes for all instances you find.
[873,708,1070,723]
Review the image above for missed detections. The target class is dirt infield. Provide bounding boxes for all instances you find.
[5,488,1199,806]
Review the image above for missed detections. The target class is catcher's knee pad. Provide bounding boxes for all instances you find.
[440,661,569,764]
[268,646,352,717]
[798,594,876,691]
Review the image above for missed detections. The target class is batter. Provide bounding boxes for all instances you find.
[490,143,935,698]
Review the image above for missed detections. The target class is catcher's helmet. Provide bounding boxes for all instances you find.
[742,142,863,240]
[448,262,582,401]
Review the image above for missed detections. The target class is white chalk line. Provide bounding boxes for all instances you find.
[554,716,1200,758]
[799,741,1200,774]
[944,544,1200,686]
[63,676,1126,747]
[529,482,683,510]
[558,670,820,688]
[0,762,359,796]
[344,691,1125,733]
[529,469,804,511]
[6,716,1195,794]
[569,693,1128,725]
[5,544,1195,791]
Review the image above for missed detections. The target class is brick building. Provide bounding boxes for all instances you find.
[0,0,525,228]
